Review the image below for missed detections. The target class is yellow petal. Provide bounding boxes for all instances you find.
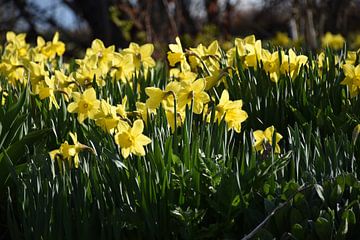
[140,44,154,58]
[121,148,131,159]
[133,144,146,156]
[355,65,360,77]
[145,87,164,109]
[78,113,86,124]
[49,149,60,161]
[67,102,78,113]
[167,52,183,66]
[192,79,205,93]
[342,64,355,78]
[71,92,81,102]
[253,130,265,142]
[219,90,230,105]
[91,39,105,51]
[74,154,80,168]
[264,126,275,141]
[136,134,152,145]
[83,88,97,101]
[131,119,144,136]
[69,132,78,144]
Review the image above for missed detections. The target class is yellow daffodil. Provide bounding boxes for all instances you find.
[224,105,248,133]
[95,100,120,133]
[38,76,60,109]
[280,49,308,79]
[5,32,29,58]
[214,90,248,133]
[226,35,259,69]
[262,49,280,83]
[322,32,345,50]
[136,101,156,124]
[67,88,100,123]
[123,42,155,69]
[164,106,185,133]
[49,132,92,169]
[114,119,152,158]
[188,40,220,70]
[272,32,292,47]
[145,81,181,109]
[244,39,262,68]
[203,66,228,90]
[54,70,75,101]
[75,61,104,86]
[253,126,282,154]
[40,32,66,59]
[177,78,210,114]
[169,68,197,82]
[167,36,190,72]
[116,96,128,119]
[28,61,48,86]
[341,63,360,97]
[0,56,26,85]
[74,39,115,87]
[345,51,357,65]
[111,52,135,82]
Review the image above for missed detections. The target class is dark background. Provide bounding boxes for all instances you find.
[1,0,360,55]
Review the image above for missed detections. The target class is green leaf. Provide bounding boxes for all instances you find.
[0,128,50,190]
[314,184,325,202]
[1,87,27,136]
[315,217,332,240]
[291,223,305,240]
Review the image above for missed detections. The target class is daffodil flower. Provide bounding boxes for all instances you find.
[322,32,345,50]
[95,99,120,133]
[40,32,66,59]
[114,119,152,159]
[177,79,210,114]
[341,63,360,97]
[214,90,248,133]
[123,42,155,69]
[49,132,93,170]
[67,88,100,123]
[253,126,282,154]
[167,36,190,72]
[38,76,60,109]
[145,81,181,109]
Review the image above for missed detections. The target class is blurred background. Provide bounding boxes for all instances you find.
[1,0,360,56]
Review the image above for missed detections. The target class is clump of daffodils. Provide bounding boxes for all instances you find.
[4,31,360,166]
[144,37,249,133]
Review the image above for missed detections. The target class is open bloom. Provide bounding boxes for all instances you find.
[341,63,360,97]
[67,88,100,123]
[177,79,210,114]
[214,90,248,133]
[123,42,155,69]
[167,36,190,72]
[145,81,181,109]
[253,126,282,154]
[114,119,152,159]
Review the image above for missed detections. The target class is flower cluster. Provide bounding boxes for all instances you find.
[2,31,359,168]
